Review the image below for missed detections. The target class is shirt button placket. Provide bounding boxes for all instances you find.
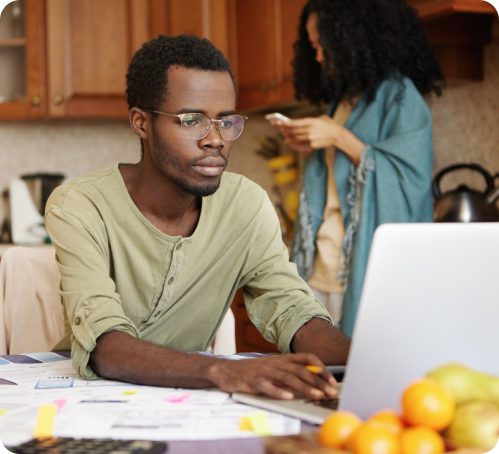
[152,241,183,324]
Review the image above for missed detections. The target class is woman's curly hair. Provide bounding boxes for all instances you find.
[293,0,444,105]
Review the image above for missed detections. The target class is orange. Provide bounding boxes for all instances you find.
[401,427,445,454]
[319,411,363,449]
[369,409,405,435]
[402,378,455,431]
[351,421,401,454]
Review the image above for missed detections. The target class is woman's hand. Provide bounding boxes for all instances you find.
[272,115,364,165]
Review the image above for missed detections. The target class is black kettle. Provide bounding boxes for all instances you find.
[432,163,499,222]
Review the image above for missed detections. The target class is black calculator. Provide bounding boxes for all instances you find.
[7,437,167,454]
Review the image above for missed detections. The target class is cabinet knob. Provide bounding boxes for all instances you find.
[269,80,278,89]
[53,93,63,106]
[261,82,270,92]
[31,95,41,107]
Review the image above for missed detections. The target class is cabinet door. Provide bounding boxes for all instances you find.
[232,0,308,110]
[0,0,46,119]
[149,0,231,57]
[233,0,279,109]
[46,0,150,118]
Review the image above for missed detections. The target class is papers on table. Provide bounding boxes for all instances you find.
[0,360,125,389]
[0,354,301,447]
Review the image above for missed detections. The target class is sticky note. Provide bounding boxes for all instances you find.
[122,390,139,395]
[248,411,272,436]
[164,393,193,403]
[33,404,57,438]
[239,415,253,431]
[53,399,67,414]
[0,410,7,417]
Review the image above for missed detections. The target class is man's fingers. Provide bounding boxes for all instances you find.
[280,361,337,399]
[256,379,294,400]
[273,369,325,400]
[281,354,338,397]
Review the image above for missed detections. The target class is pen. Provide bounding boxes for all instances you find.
[306,365,322,374]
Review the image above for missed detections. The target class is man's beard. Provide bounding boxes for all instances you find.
[151,130,227,197]
[170,173,223,197]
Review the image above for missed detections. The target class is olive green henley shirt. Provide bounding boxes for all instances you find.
[45,164,332,379]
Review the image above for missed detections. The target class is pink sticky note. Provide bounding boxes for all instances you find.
[53,399,67,414]
[163,393,193,403]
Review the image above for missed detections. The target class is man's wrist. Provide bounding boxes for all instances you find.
[205,357,231,386]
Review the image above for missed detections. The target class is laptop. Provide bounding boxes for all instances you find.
[232,223,499,423]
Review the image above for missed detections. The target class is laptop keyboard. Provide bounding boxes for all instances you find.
[307,398,339,410]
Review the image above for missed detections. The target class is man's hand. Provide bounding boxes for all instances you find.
[208,353,338,400]
[90,331,339,400]
[89,325,348,401]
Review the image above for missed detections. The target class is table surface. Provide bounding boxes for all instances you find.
[0,352,316,454]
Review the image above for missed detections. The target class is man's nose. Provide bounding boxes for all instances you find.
[200,121,224,149]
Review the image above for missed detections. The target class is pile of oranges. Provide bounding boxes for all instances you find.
[319,377,456,454]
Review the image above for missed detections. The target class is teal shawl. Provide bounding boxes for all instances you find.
[291,77,434,337]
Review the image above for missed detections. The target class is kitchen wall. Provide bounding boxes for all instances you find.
[429,17,499,193]
[0,115,280,221]
[1,17,498,222]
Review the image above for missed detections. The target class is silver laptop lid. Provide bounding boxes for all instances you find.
[340,223,499,419]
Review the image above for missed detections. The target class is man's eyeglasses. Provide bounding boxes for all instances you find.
[141,109,248,141]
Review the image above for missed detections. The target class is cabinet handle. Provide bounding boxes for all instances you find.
[31,95,41,107]
[53,93,63,106]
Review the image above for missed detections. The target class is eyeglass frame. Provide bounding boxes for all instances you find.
[140,108,248,141]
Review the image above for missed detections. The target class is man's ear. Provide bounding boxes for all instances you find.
[129,107,149,140]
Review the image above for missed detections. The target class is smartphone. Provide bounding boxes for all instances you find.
[265,112,290,123]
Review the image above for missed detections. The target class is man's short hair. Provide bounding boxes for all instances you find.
[126,34,236,112]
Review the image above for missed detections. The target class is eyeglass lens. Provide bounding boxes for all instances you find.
[180,114,246,141]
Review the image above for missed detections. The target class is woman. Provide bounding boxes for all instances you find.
[274,0,444,337]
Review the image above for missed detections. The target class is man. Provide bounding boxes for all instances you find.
[46,35,350,401]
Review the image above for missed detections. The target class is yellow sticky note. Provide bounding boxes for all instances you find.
[122,390,139,395]
[33,404,57,438]
[248,411,272,436]
[0,410,7,417]
[239,415,253,431]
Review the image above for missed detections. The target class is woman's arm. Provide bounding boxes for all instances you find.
[274,116,365,165]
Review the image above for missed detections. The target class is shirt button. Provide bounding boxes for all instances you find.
[74,317,81,326]
[176,243,182,250]
[155,311,161,317]
[168,277,174,285]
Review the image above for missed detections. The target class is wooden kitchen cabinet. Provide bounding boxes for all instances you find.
[44,0,232,118]
[407,0,497,81]
[0,0,46,120]
[45,0,149,118]
[231,0,308,110]
[0,0,307,119]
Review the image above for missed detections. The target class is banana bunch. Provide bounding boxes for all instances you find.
[428,364,499,450]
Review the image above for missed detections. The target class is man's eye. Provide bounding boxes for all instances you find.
[221,119,234,128]
[183,119,199,127]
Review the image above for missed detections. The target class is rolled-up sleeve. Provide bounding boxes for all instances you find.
[239,194,333,353]
[46,196,139,379]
